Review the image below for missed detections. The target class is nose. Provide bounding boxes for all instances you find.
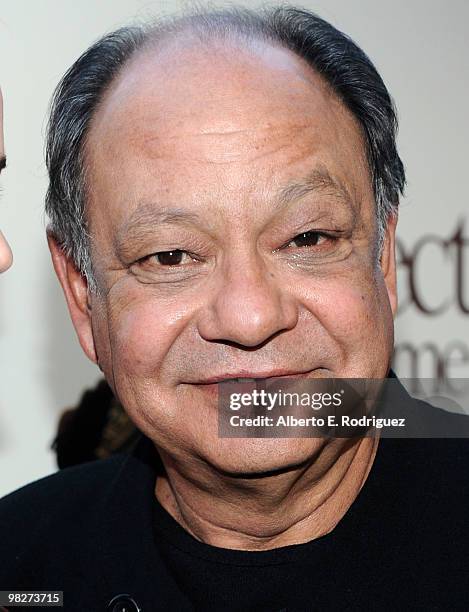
[197,250,298,347]
[0,230,12,273]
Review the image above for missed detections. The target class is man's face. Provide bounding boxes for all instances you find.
[0,88,13,273]
[58,39,398,473]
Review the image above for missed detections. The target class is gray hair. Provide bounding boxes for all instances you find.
[45,5,405,291]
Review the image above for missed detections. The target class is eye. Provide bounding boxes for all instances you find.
[151,249,192,266]
[286,231,330,248]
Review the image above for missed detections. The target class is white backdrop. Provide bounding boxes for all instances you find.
[0,0,468,497]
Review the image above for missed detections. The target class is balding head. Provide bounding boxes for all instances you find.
[45,6,404,290]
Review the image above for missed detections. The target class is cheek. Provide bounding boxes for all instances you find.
[320,282,377,332]
[298,269,393,362]
[104,292,193,379]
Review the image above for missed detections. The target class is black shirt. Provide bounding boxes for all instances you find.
[151,437,469,611]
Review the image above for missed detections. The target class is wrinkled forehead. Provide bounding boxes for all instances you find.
[87,37,339,144]
[89,38,367,161]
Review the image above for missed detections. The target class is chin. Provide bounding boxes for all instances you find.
[202,437,325,477]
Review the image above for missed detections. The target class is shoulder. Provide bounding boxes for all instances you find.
[0,452,126,519]
[377,435,469,534]
[0,453,127,584]
[374,437,469,605]
[380,434,469,477]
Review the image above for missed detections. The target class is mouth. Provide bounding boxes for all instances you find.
[193,369,318,385]
[187,369,323,399]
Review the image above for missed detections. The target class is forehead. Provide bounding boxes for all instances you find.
[85,37,371,220]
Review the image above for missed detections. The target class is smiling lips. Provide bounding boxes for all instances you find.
[189,370,321,400]
[195,370,316,385]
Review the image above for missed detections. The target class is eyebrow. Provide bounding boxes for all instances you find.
[0,156,6,174]
[275,167,355,211]
[115,206,203,257]
[124,207,201,231]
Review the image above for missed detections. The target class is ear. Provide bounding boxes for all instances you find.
[47,233,98,363]
[379,212,398,317]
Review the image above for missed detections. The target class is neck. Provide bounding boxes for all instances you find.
[155,437,379,551]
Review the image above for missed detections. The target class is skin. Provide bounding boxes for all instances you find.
[0,88,13,272]
[49,36,398,550]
